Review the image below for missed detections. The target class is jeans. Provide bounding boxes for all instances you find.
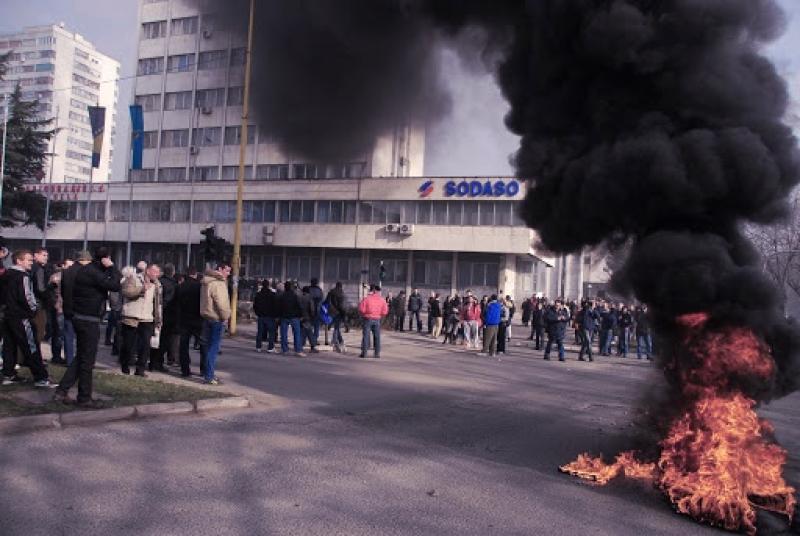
[256,317,277,350]
[427,311,434,334]
[311,318,321,347]
[203,319,224,381]
[637,334,653,359]
[531,327,544,350]
[331,316,344,347]
[105,310,119,343]
[280,318,303,353]
[57,318,99,403]
[544,335,565,360]
[578,329,593,360]
[600,328,613,354]
[464,320,479,347]
[408,310,422,331]
[618,327,630,356]
[179,325,206,376]
[361,319,381,356]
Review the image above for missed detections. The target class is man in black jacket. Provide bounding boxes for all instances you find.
[543,299,570,362]
[407,289,423,332]
[253,279,279,353]
[2,250,56,387]
[153,263,179,368]
[54,248,121,406]
[325,281,346,352]
[176,268,206,377]
[278,281,304,355]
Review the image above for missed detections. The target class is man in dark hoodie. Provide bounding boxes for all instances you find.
[253,278,279,353]
[54,247,121,407]
[177,268,206,377]
[278,281,304,356]
[2,250,56,387]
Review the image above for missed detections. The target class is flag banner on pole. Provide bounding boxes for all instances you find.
[129,104,144,170]
[88,106,106,168]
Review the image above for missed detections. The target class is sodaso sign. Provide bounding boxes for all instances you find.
[444,179,521,198]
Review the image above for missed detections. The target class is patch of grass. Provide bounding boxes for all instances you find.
[0,364,229,418]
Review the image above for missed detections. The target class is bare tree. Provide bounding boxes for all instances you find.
[744,196,800,309]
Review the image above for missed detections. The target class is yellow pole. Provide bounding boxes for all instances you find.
[230,0,255,336]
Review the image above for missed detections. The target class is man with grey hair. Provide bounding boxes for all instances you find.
[120,263,163,376]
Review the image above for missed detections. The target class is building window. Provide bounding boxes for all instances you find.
[230,47,246,66]
[170,16,198,36]
[190,166,219,181]
[223,125,254,145]
[432,201,448,225]
[292,163,318,179]
[164,91,192,110]
[198,50,227,70]
[447,201,463,226]
[130,168,155,182]
[369,256,407,284]
[158,167,187,182]
[161,129,190,148]
[137,57,164,76]
[478,201,494,226]
[227,86,243,106]
[221,165,253,180]
[142,131,158,149]
[167,53,195,73]
[255,164,289,180]
[192,127,221,147]
[195,88,225,108]
[279,201,314,223]
[248,253,282,278]
[142,21,167,40]
[317,201,357,224]
[286,254,320,281]
[457,259,499,288]
[413,256,452,287]
[463,202,479,226]
[134,93,161,112]
[324,254,361,282]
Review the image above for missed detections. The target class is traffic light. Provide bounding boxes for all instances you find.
[200,226,232,265]
[379,260,386,281]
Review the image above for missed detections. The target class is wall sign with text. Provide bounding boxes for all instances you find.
[443,179,521,198]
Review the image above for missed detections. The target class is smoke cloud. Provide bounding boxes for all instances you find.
[202,0,800,398]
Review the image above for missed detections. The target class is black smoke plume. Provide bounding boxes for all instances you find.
[201,0,800,398]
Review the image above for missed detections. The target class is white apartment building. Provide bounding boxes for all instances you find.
[0,23,119,184]
[2,0,610,303]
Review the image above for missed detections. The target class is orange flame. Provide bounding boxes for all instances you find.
[560,313,796,535]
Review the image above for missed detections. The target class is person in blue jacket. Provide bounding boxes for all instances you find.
[481,295,502,357]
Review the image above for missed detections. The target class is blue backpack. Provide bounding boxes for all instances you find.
[319,302,333,326]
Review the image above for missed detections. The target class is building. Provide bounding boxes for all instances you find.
[0,23,120,184]
[1,0,609,303]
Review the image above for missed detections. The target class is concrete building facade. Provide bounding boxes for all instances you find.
[0,23,120,184]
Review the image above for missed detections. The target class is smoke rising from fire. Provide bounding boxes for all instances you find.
[203,0,800,396]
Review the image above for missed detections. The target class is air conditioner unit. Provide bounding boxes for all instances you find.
[262,224,274,245]
[200,106,213,115]
[385,223,399,233]
[399,223,414,235]
[189,146,199,155]
[202,28,213,39]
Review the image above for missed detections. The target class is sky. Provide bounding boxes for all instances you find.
[0,0,799,179]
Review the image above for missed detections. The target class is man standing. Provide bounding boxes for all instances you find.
[277,280,304,356]
[326,281,346,353]
[308,277,324,350]
[599,302,618,356]
[2,250,56,387]
[543,299,570,362]
[299,286,319,353]
[154,263,179,368]
[253,279,279,353]
[176,268,205,377]
[577,301,599,362]
[461,295,482,349]
[0,243,8,366]
[618,305,634,358]
[407,288,423,332]
[54,247,121,407]
[392,291,407,332]
[635,305,653,360]
[358,284,388,358]
[120,263,163,376]
[31,247,55,348]
[481,295,501,357]
[200,264,232,384]
[48,259,74,365]
[529,300,545,350]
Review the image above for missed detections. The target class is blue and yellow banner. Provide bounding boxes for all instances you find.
[129,104,144,170]
[88,106,106,168]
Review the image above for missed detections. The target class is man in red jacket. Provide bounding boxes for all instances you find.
[358,284,388,359]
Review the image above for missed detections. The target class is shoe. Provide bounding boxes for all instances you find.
[121,367,130,375]
[2,375,21,386]
[104,340,112,346]
[152,366,168,373]
[309,348,319,354]
[578,357,585,361]
[76,399,105,409]
[558,358,565,362]
[181,372,192,377]
[256,348,263,353]
[134,371,148,378]
[295,352,307,357]
[359,354,366,359]
[50,358,66,365]
[543,356,550,361]
[53,390,74,404]
[203,378,219,385]
[588,357,594,362]
[373,355,380,359]
[34,379,57,389]
[266,348,275,353]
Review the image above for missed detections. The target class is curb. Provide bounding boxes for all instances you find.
[0,396,250,435]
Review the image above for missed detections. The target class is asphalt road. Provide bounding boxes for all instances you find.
[1,325,797,535]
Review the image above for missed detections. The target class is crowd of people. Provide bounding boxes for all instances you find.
[0,242,655,407]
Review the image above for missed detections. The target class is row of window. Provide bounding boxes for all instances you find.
[103,199,522,227]
[129,162,367,182]
[0,76,53,88]
[137,48,244,76]
[72,73,99,90]
[5,50,56,61]
[0,36,54,49]
[135,87,245,112]
[142,16,205,40]
[54,202,105,222]
[6,63,54,74]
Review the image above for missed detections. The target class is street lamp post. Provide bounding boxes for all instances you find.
[42,106,60,247]
[0,94,8,222]
[229,0,255,337]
